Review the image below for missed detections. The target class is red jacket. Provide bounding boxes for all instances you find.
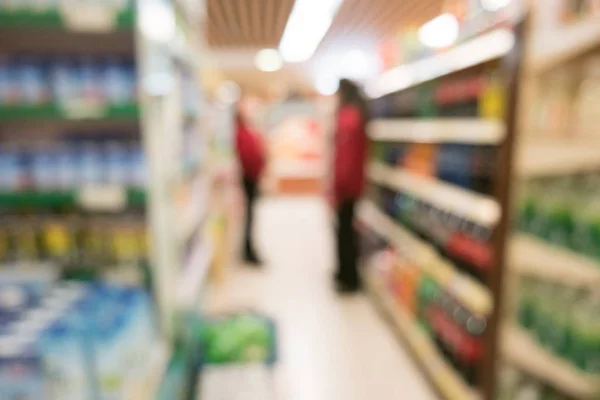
[235,118,266,181]
[334,105,367,204]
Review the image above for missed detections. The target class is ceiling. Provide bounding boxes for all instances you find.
[204,0,445,95]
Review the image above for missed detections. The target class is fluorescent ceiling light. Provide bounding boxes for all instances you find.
[254,49,283,72]
[481,0,512,11]
[315,75,339,96]
[139,0,176,43]
[418,13,459,49]
[279,0,343,62]
[342,50,372,79]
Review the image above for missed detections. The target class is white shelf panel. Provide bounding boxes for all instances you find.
[516,139,600,177]
[176,238,214,308]
[366,272,481,400]
[369,119,505,144]
[366,28,515,99]
[530,15,600,72]
[359,200,493,316]
[502,325,600,399]
[368,162,501,227]
[510,234,600,286]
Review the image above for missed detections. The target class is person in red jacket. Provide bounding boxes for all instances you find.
[333,79,368,293]
[235,101,266,265]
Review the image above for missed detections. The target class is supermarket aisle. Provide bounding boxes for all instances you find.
[208,197,438,400]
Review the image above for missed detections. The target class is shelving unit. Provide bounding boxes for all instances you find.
[361,7,525,399]
[499,1,600,398]
[0,0,217,398]
[502,326,600,399]
[510,234,600,287]
[368,162,501,227]
[366,270,481,400]
[359,200,493,316]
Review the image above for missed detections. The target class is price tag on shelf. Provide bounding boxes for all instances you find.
[77,185,126,211]
[59,4,118,32]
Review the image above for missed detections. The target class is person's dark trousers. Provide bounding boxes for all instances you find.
[335,199,360,289]
[242,175,260,263]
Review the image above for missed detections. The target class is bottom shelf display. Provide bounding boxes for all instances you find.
[365,270,480,400]
[0,272,162,400]
[502,326,600,399]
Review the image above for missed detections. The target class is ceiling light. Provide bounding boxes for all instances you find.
[481,0,512,11]
[139,0,176,43]
[254,49,283,72]
[315,75,339,96]
[342,49,376,79]
[418,13,459,49]
[279,0,343,62]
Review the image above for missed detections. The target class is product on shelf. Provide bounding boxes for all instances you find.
[0,0,133,13]
[368,183,493,280]
[0,212,149,270]
[371,141,498,196]
[517,171,600,261]
[0,139,147,191]
[363,238,488,388]
[516,276,600,375]
[0,55,137,109]
[370,69,505,120]
[0,275,157,400]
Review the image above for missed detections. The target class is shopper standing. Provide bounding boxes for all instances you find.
[235,99,266,265]
[332,79,369,293]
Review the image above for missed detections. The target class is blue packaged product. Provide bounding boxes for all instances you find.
[130,145,146,188]
[40,320,93,400]
[0,146,25,190]
[16,56,48,105]
[50,58,78,105]
[80,56,102,105]
[31,145,58,190]
[0,338,46,400]
[105,141,128,185]
[103,57,130,105]
[123,61,137,103]
[0,56,17,106]
[56,144,78,189]
[79,142,105,185]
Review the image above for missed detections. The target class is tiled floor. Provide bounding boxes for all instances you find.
[208,197,439,400]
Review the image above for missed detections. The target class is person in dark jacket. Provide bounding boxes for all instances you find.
[235,101,266,265]
[333,79,368,293]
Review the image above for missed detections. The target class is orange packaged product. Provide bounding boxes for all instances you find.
[404,143,438,177]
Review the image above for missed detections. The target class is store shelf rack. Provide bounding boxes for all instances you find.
[359,200,493,316]
[0,103,139,122]
[502,325,600,399]
[510,234,600,287]
[0,6,134,31]
[369,119,505,144]
[368,162,501,228]
[366,270,481,400]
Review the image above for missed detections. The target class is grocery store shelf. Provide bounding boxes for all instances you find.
[516,138,600,177]
[366,271,480,400]
[510,233,600,286]
[502,325,600,399]
[0,187,145,210]
[176,239,214,309]
[359,200,493,316]
[366,28,515,98]
[0,7,134,31]
[124,341,171,400]
[0,103,138,122]
[369,119,505,144]
[529,15,600,73]
[368,162,501,227]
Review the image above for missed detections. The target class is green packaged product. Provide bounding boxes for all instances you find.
[569,289,600,374]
